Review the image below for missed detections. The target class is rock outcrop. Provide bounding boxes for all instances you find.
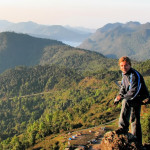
[99,130,150,150]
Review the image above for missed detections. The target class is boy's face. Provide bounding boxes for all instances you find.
[119,61,131,74]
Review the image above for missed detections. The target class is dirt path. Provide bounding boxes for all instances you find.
[7,91,52,100]
[89,138,102,150]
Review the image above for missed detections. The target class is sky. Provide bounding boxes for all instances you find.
[0,0,150,29]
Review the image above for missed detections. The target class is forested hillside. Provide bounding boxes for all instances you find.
[0,31,150,150]
[39,45,117,72]
[79,22,150,60]
[0,32,64,73]
[0,59,150,149]
[0,32,113,73]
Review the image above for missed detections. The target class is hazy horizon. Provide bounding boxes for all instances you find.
[0,0,150,29]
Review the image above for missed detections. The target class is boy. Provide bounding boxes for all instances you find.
[114,56,149,145]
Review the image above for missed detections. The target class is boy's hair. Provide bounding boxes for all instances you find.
[119,56,131,66]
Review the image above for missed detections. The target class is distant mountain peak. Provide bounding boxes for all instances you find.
[79,22,150,61]
[126,21,140,25]
[0,20,92,44]
[98,22,122,32]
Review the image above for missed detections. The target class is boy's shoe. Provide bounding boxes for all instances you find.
[115,128,128,134]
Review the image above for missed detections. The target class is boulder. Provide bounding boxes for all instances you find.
[99,130,141,150]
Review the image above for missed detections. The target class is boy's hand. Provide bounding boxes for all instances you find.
[114,95,122,105]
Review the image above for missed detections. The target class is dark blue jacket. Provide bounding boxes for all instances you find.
[119,68,149,101]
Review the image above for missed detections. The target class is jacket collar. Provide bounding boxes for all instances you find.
[123,68,132,75]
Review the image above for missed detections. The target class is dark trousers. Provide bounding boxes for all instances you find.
[119,99,142,144]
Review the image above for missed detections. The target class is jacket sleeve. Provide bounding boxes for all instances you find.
[119,82,125,98]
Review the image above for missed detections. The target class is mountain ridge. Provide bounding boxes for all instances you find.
[0,31,111,73]
[0,32,64,73]
[79,22,150,60]
[0,20,93,43]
